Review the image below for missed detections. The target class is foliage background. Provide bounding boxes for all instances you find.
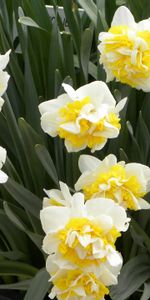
[0,0,150,299]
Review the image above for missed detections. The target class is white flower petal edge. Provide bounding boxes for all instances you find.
[111,6,136,28]
[0,146,8,183]
[43,181,73,208]
[0,49,11,111]
[0,49,11,70]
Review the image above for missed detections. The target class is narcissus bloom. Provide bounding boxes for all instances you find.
[98,6,150,91]
[0,146,8,183]
[0,50,11,110]
[39,81,126,152]
[75,154,150,210]
[40,192,129,266]
[46,251,122,289]
[48,267,109,300]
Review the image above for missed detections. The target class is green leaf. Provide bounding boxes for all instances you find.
[81,27,93,81]
[24,269,50,300]
[126,121,143,162]
[0,209,29,254]
[0,261,37,277]
[18,118,45,195]
[135,112,150,164]
[4,178,41,218]
[77,0,97,26]
[110,254,150,300]
[0,279,30,290]
[140,282,150,300]
[0,250,25,260]
[61,31,76,85]
[131,218,150,255]
[35,144,59,186]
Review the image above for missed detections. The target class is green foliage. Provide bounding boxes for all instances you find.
[0,0,149,299]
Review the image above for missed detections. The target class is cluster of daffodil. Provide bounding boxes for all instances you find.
[40,155,150,300]
[0,50,11,184]
[39,5,150,300]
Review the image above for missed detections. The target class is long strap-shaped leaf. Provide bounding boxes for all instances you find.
[110,254,150,300]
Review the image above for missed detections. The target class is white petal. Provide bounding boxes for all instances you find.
[40,112,59,137]
[91,140,107,153]
[138,198,150,210]
[60,122,80,134]
[125,163,150,193]
[49,287,57,299]
[106,246,123,267]
[0,170,8,183]
[0,97,4,111]
[65,139,86,153]
[0,146,7,168]
[71,192,85,217]
[42,234,59,254]
[44,188,63,203]
[73,286,86,297]
[75,172,94,191]
[111,6,136,28]
[0,71,10,96]
[137,19,150,31]
[62,83,77,100]
[109,204,130,232]
[99,123,119,138]
[85,198,115,217]
[0,49,11,70]
[59,181,73,206]
[78,155,101,173]
[76,81,116,106]
[94,215,113,231]
[40,206,70,234]
[38,94,70,115]
[99,265,119,286]
[115,97,127,114]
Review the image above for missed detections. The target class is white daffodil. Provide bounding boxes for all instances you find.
[46,251,122,288]
[98,6,150,91]
[75,154,150,210]
[48,266,109,300]
[43,181,73,208]
[46,254,123,299]
[0,146,8,183]
[0,50,11,110]
[40,192,129,267]
[39,81,126,152]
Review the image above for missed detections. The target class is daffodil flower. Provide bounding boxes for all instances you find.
[98,6,150,91]
[47,267,110,300]
[0,50,11,110]
[40,191,129,267]
[39,81,126,152]
[75,154,150,210]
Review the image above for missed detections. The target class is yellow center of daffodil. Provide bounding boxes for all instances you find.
[58,97,120,149]
[57,217,120,267]
[83,164,145,210]
[101,25,150,87]
[53,269,109,300]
